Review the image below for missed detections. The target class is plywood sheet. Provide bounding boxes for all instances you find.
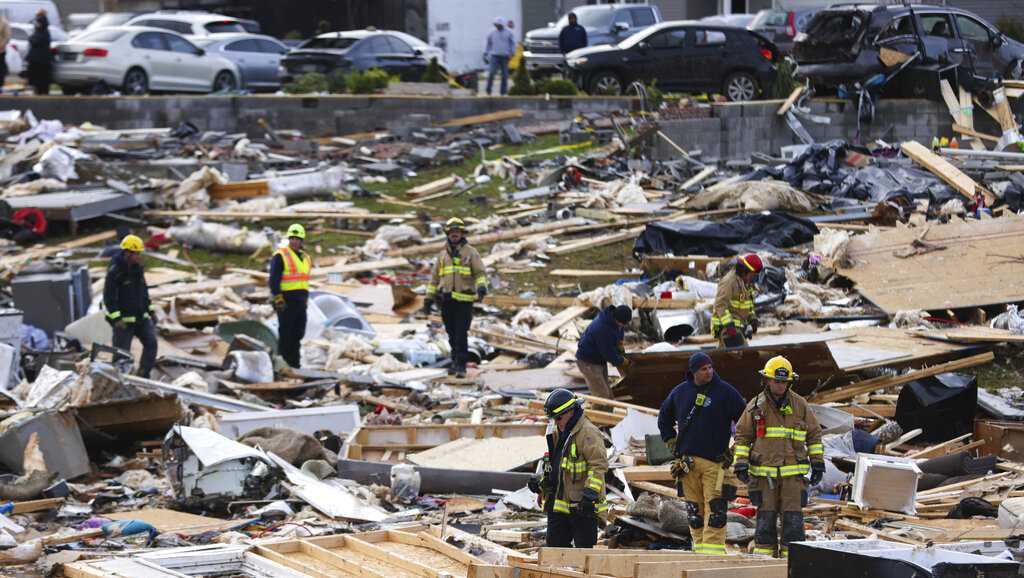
[839,215,1024,314]
[105,508,231,534]
[409,436,547,472]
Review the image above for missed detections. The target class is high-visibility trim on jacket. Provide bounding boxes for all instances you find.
[754,547,775,556]
[550,416,609,517]
[276,247,311,292]
[733,389,824,478]
[428,241,486,299]
[711,268,755,338]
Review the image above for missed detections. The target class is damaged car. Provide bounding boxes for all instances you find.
[794,5,1024,96]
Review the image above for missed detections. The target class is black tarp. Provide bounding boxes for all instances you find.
[895,372,977,444]
[633,212,819,258]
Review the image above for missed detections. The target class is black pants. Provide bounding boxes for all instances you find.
[112,318,157,379]
[441,298,473,370]
[277,297,307,368]
[546,511,598,548]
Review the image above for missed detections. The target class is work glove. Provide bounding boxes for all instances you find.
[616,357,631,374]
[734,463,750,484]
[273,294,286,312]
[749,317,759,335]
[422,298,434,314]
[579,488,598,517]
[476,286,487,300]
[810,462,826,486]
[528,475,542,494]
[669,458,689,480]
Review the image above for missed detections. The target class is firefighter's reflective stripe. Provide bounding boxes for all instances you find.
[440,265,473,276]
[696,543,726,554]
[753,547,775,556]
[475,274,487,286]
[553,499,571,514]
[451,291,476,302]
[749,464,810,478]
[733,445,750,460]
[425,284,438,296]
[586,473,604,492]
[807,443,824,457]
[763,427,807,441]
[106,310,121,320]
[277,248,311,292]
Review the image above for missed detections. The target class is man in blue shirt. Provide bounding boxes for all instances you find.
[658,352,746,554]
[485,17,516,95]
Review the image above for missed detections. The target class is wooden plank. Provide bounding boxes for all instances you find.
[255,544,342,578]
[589,555,736,577]
[835,519,925,546]
[407,175,458,198]
[315,257,411,278]
[630,480,679,499]
[409,436,546,471]
[106,508,232,534]
[952,123,999,143]
[340,534,435,578]
[809,351,995,404]
[2,230,116,271]
[641,255,725,271]
[680,166,717,190]
[904,433,972,459]
[145,209,411,221]
[958,86,987,151]
[439,109,523,128]
[390,218,588,258]
[208,180,269,200]
[149,276,255,299]
[547,226,644,256]
[538,548,682,569]
[576,393,658,415]
[621,464,673,482]
[469,566,513,578]
[11,497,64,514]
[901,140,995,205]
[636,560,785,578]
[532,305,589,338]
[682,566,787,578]
[776,86,804,116]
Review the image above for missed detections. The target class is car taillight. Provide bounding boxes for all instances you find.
[760,47,773,61]
[50,47,57,54]
[83,47,108,57]
[787,11,796,38]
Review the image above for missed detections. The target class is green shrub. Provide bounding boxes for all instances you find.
[345,68,393,94]
[771,57,800,100]
[327,69,348,93]
[997,16,1024,43]
[508,64,536,95]
[538,78,577,96]
[316,19,332,35]
[284,72,328,94]
[284,30,303,40]
[420,57,446,83]
[644,80,663,111]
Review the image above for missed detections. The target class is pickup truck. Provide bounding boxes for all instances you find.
[523,3,662,76]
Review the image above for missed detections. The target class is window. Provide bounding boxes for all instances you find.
[140,19,191,35]
[204,21,245,34]
[694,29,727,46]
[645,28,686,49]
[920,14,954,38]
[226,39,260,52]
[384,35,414,55]
[256,39,287,54]
[956,15,991,43]
[301,35,359,50]
[132,32,165,50]
[364,36,391,54]
[164,33,198,54]
[879,16,914,40]
[629,8,656,27]
[75,29,126,43]
[10,27,26,41]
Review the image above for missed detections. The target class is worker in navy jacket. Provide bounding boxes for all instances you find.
[575,305,631,398]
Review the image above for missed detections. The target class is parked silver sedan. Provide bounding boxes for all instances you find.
[53,26,241,95]
[194,33,288,92]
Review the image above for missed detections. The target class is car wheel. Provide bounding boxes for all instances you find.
[1007,59,1024,81]
[588,71,622,96]
[213,70,237,93]
[724,72,758,102]
[122,68,148,96]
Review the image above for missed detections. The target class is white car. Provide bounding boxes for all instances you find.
[54,26,241,95]
[125,11,246,37]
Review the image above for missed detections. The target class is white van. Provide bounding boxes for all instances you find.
[0,1,62,29]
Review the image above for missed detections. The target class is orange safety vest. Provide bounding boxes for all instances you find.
[277,247,311,292]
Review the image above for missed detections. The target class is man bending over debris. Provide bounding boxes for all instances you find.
[531,388,608,548]
[575,304,631,398]
[658,352,746,555]
[104,234,157,378]
[712,254,762,348]
[424,217,487,378]
[733,356,824,558]
[269,223,312,368]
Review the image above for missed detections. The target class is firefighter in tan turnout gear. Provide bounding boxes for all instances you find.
[529,389,609,548]
[732,356,825,557]
[711,253,762,348]
[423,217,487,378]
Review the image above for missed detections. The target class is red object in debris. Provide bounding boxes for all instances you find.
[786,11,797,38]
[12,208,46,235]
[730,506,757,518]
[759,47,773,61]
[144,232,169,250]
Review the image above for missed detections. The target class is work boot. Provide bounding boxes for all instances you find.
[455,365,467,379]
[873,420,904,445]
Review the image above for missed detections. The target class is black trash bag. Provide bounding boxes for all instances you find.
[633,212,819,258]
[895,372,977,443]
[946,497,998,519]
[170,121,200,140]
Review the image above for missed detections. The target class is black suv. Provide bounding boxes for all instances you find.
[565,22,779,101]
[280,30,434,84]
[795,4,1024,92]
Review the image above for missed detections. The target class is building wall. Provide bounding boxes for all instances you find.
[54,0,101,17]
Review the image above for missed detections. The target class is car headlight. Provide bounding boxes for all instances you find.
[794,32,807,43]
[567,56,588,67]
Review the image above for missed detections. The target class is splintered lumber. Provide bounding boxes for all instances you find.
[407,175,458,198]
[209,179,269,200]
[145,209,411,221]
[682,565,788,577]
[621,464,673,482]
[900,140,996,205]
[629,480,678,499]
[809,351,994,404]
[904,433,972,459]
[148,276,255,299]
[388,218,588,257]
[11,498,63,514]
[439,109,523,128]
[589,555,739,577]
[776,86,805,116]
[537,548,715,571]
[680,166,717,189]
[641,255,725,271]
[532,305,588,338]
[547,226,645,256]
[576,393,658,415]
[634,559,786,578]
[952,123,999,143]
[3,230,116,270]
[834,519,925,546]
[315,257,411,278]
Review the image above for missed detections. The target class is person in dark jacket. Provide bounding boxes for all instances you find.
[26,10,53,95]
[104,234,157,378]
[658,352,746,555]
[575,304,631,398]
[559,12,588,54]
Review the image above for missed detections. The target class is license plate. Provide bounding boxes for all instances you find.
[60,53,79,62]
